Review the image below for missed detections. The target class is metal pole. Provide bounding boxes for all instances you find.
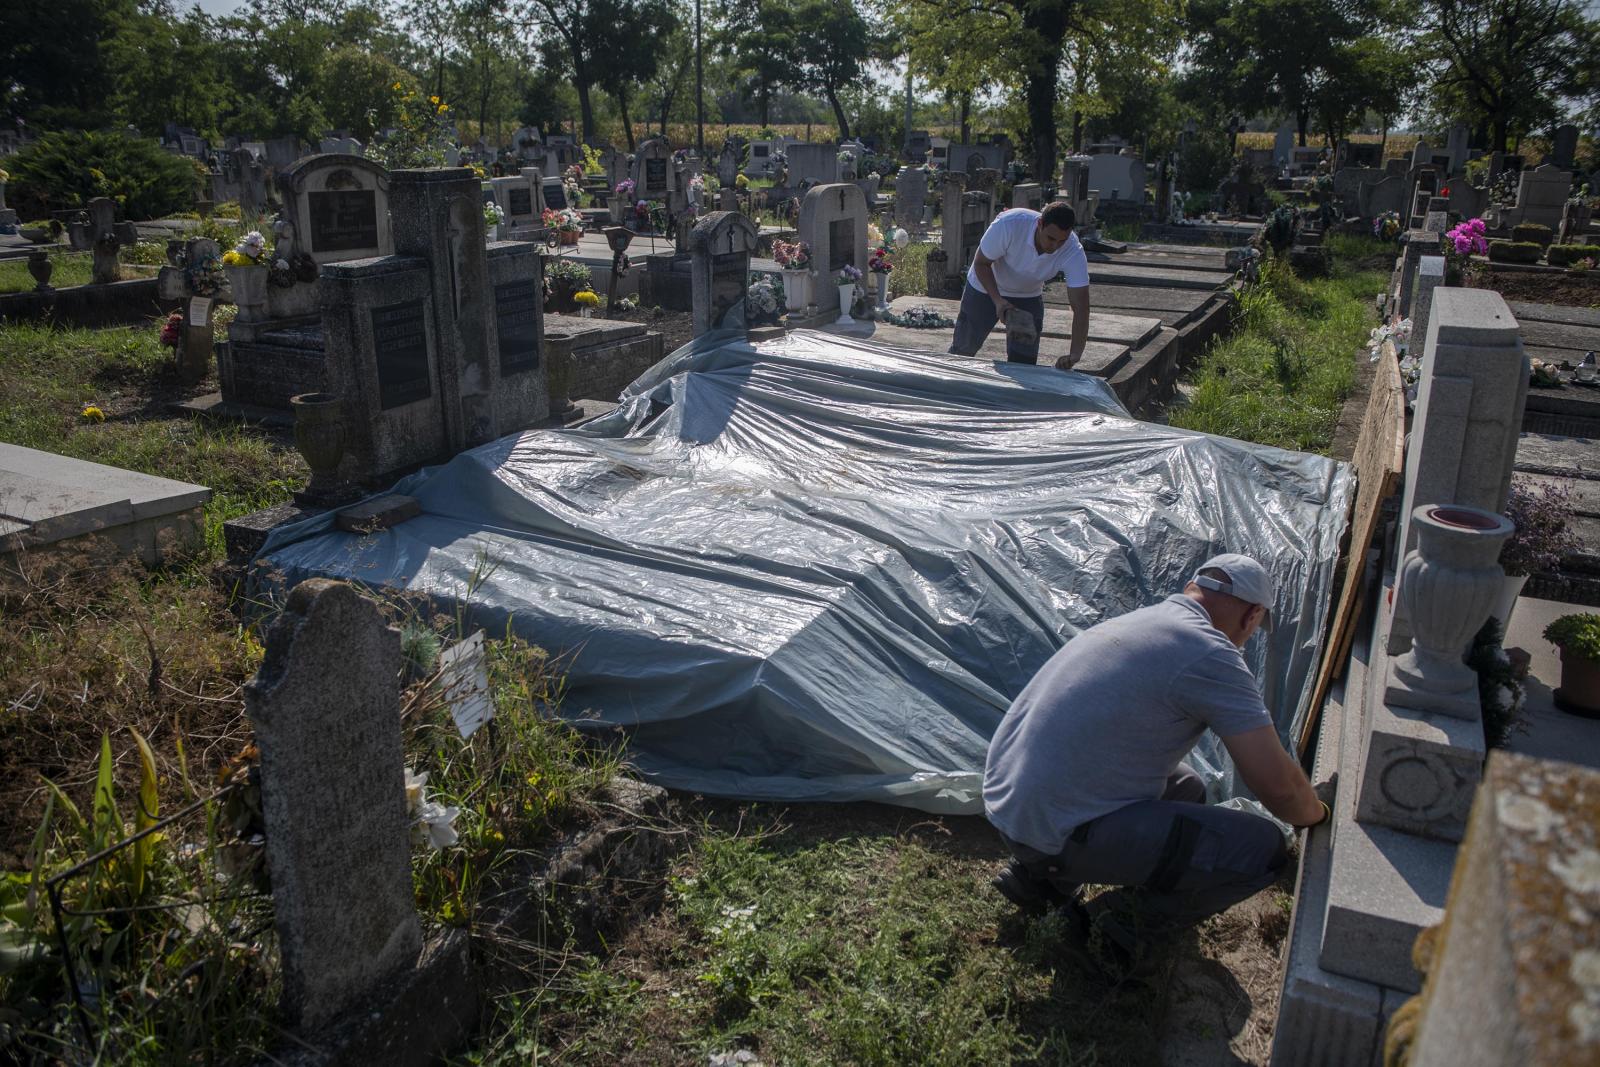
[695,0,704,153]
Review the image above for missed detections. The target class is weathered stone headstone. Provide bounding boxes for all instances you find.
[689,211,759,336]
[797,182,868,315]
[717,140,739,187]
[1087,153,1145,201]
[277,153,392,267]
[244,578,421,1031]
[1551,123,1579,170]
[633,138,674,202]
[1444,124,1470,175]
[492,173,539,230]
[1411,255,1446,349]
[894,166,929,234]
[78,197,136,285]
[1273,123,1294,168]
[1012,182,1043,211]
[1395,751,1600,1067]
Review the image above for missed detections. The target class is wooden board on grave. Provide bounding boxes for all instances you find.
[1297,353,1405,756]
[495,281,540,373]
[370,302,432,409]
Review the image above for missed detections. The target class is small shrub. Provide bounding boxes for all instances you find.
[1545,613,1600,663]
[6,129,198,221]
[1486,240,1542,264]
[1511,222,1553,246]
[1547,243,1600,268]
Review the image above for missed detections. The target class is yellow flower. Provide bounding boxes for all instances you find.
[574,290,600,307]
[735,174,749,189]
[392,81,402,90]
[81,405,105,422]
[430,95,440,104]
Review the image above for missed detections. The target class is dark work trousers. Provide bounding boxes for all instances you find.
[949,282,1045,363]
[1002,764,1289,929]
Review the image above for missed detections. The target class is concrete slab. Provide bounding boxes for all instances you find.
[0,443,211,563]
[821,319,1131,378]
[1086,262,1235,290]
[885,295,1161,346]
[1046,282,1213,322]
[1089,250,1233,273]
[1503,595,1600,772]
[1506,301,1600,330]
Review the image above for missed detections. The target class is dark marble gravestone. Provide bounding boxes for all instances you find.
[309,189,380,254]
[370,302,431,409]
[495,280,540,374]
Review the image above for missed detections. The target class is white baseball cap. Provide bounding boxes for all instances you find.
[1193,553,1276,630]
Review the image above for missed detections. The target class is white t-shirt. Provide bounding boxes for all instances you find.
[965,208,1091,298]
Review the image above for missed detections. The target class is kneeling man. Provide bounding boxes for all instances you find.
[950,201,1090,367]
[983,554,1330,934]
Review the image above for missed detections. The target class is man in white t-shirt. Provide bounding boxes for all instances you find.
[950,201,1091,367]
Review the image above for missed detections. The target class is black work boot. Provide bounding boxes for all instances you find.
[992,858,1083,917]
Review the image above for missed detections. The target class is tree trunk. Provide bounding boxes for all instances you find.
[826,86,850,140]
[1379,116,1389,161]
[574,66,596,143]
[1297,109,1308,147]
[759,83,770,127]
[618,85,635,151]
[959,93,970,145]
[1021,1,1068,182]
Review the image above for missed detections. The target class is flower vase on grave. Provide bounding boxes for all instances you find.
[27,249,53,292]
[225,265,268,323]
[782,270,809,312]
[1393,504,1516,698]
[836,283,857,325]
[875,273,889,312]
[560,229,580,247]
[289,392,353,506]
[608,197,627,224]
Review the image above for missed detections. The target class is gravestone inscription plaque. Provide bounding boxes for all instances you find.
[829,218,855,271]
[495,282,540,373]
[962,219,986,264]
[709,252,746,331]
[646,157,668,193]
[541,182,566,210]
[309,189,379,254]
[370,302,431,408]
[508,185,532,219]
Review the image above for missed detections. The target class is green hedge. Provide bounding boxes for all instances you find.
[1511,222,1553,245]
[1487,240,1543,264]
[1547,244,1600,268]
[7,129,200,222]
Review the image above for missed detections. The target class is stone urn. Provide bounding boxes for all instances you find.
[289,393,352,505]
[544,331,581,423]
[1393,504,1516,699]
[225,264,269,323]
[27,250,54,292]
[781,270,810,312]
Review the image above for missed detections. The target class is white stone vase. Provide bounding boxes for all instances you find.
[1393,504,1516,696]
[782,270,809,312]
[1490,573,1529,632]
[225,264,269,323]
[874,272,889,311]
[836,282,857,325]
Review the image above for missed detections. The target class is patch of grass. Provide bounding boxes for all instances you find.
[467,811,1158,1065]
[0,321,305,558]
[1101,220,1144,243]
[1169,251,1386,454]
[0,251,94,293]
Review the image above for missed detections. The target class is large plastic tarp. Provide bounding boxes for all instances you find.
[257,331,1352,813]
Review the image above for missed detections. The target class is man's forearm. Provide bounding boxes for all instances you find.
[975,260,1003,305]
[1068,288,1090,358]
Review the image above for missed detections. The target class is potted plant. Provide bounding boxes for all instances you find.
[868,245,893,312]
[542,207,583,246]
[544,258,593,313]
[835,264,862,325]
[1497,480,1578,627]
[483,201,505,240]
[1443,217,1487,285]
[772,239,812,311]
[1543,613,1600,717]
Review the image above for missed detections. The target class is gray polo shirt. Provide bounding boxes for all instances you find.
[983,594,1273,854]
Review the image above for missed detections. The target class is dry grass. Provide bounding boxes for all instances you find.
[0,552,262,864]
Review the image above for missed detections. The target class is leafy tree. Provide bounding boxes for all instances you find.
[0,0,137,127]
[315,46,418,139]
[788,0,877,139]
[7,129,198,219]
[591,0,679,148]
[643,21,696,138]
[104,3,229,137]
[1423,0,1592,152]
[716,0,795,128]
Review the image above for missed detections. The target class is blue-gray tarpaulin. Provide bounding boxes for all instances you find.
[256,331,1352,813]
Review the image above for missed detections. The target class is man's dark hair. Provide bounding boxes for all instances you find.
[1040,202,1077,231]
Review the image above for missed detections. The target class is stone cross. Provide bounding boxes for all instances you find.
[243,579,421,1031]
[78,197,137,285]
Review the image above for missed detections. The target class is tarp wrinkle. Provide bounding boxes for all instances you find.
[257,331,1351,812]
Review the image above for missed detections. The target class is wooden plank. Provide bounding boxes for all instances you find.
[1090,250,1233,273]
[824,320,1132,376]
[1084,262,1234,290]
[1506,301,1600,330]
[1047,282,1213,314]
[886,295,1161,346]
[1298,353,1406,757]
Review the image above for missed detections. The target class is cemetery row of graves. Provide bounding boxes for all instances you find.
[0,109,1598,1065]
